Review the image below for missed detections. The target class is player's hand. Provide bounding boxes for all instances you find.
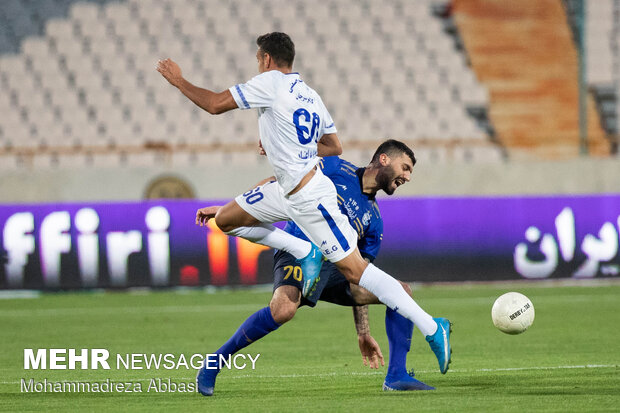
[358,334,384,369]
[196,206,221,226]
[258,140,266,156]
[157,58,183,87]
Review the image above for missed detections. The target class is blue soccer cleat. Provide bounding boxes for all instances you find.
[426,317,452,374]
[383,369,435,391]
[196,362,219,396]
[299,243,324,297]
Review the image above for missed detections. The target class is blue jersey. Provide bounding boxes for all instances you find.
[283,156,383,261]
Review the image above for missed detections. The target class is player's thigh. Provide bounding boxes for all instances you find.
[331,248,369,284]
[233,180,291,225]
[273,249,332,308]
[214,199,261,231]
[273,250,304,292]
[285,170,357,262]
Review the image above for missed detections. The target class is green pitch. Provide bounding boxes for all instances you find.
[1,282,619,412]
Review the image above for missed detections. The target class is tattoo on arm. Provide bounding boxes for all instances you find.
[353,305,370,336]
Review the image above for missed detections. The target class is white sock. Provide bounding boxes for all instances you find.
[359,264,438,336]
[225,224,312,259]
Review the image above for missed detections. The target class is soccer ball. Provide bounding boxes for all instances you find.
[491,292,535,335]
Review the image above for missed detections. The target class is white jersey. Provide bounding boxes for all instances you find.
[229,70,337,194]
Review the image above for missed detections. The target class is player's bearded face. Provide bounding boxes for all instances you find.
[376,163,399,195]
[377,154,412,195]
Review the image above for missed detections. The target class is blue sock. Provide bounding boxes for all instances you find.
[208,307,280,368]
[385,307,414,379]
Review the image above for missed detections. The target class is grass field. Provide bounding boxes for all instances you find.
[1,281,619,412]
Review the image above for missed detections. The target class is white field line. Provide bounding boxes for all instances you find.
[225,364,619,379]
[1,364,617,385]
[0,290,41,300]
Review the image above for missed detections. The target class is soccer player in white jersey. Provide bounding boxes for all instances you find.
[157,32,452,393]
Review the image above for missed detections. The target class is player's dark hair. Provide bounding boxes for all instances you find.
[256,32,295,68]
[371,139,416,166]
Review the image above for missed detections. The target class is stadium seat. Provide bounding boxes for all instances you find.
[0,0,496,168]
[69,2,101,22]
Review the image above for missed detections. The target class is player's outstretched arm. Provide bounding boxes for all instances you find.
[157,58,237,115]
[317,133,342,157]
[353,305,385,369]
[196,206,222,226]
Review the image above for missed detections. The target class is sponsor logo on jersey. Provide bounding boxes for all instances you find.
[298,149,317,159]
[361,211,372,226]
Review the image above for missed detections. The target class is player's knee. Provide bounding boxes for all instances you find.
[269,299,298,324]
[340,268,362,284]
[334,258,367,285]
[270,305,297,324]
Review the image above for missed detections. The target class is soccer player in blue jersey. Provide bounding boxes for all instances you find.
[194,140,435,394]
[158,32,451,394]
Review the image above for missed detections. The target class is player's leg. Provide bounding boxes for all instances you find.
[334,251,434,331]
[286,170,451,373]
[348,279,409,305]
[211,182,324,287]
[382,307,434,391]
[196,252,304,396]
[358,282,434,390]
[269,285,301,323]
[213,199,261,232]
[196,301,282,396]
[320,277,433,390]
[334,252,451,374]
[342,280,416,380]
[285,170,435,334]
[349,282,433,390]
[214,195,312,260]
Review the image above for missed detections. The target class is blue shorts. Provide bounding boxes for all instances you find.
[272,249,358,308]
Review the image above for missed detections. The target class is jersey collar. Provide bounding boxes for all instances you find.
[356,167,376,200]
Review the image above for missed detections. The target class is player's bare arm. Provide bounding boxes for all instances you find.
[157,58,237,115]
[349,280,413,305]
[317,133,342,157]
[196,206,220,226]
[354,305,385,369]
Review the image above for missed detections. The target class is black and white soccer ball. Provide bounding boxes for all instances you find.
[491,292,535,335]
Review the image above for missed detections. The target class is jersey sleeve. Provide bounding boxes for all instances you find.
[229,71,278,110]
[358,213,383,262]
[317,156,341,176]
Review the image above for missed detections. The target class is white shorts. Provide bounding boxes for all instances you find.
[234,168,358,263]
